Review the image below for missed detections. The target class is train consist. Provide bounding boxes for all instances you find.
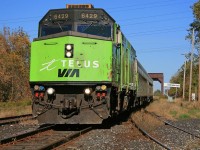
[30,4,153,124]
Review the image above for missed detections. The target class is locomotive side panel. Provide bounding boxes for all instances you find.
[120,34,136,91]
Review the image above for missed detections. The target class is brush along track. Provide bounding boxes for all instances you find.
[1,125,92,150]
[0,114,34,126]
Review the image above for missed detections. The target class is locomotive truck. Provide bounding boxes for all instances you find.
[30,4,153,124]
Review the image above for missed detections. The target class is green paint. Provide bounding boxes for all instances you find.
[30,36,112,82]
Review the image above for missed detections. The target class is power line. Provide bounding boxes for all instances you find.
[137,45,189,54]
[121,16,191,27]
[0,19,39,24]
[116,11,189,22]
[108,1,191,13]
[0,16,41,22]
[127,29,187,37]
[106,0,182,10]
[0,0,192,23]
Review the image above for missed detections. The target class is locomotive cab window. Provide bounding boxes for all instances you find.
[41,24,72,36]
[77,24,112,38]
[38,9,115,39]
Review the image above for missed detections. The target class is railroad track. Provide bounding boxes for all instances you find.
[131,110,200,149]
[131,119,171,150]
[1,125,92,150]
[0,114,34,126]
[144,110,200,139]
[0,124,55,144]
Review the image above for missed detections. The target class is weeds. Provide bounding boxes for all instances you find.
[178,114,190,119]
[146,98,200,120]
[170,110,177,117]
[0,99,32,118]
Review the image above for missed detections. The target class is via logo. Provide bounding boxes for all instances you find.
[58,69,79,77]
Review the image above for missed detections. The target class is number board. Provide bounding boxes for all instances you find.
[52,13,69,20]
[80,12,99,20]
[45,9,112,22]
[51,11,71,21]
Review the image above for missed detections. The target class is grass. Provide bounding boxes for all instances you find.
[178,114,190,119]
[0,99,32,118]
[146,98,200,120]
[169,110,177,117]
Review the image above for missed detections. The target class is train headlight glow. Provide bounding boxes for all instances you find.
[47,88,55,95]
[66,44,72,50]
[84,88,91,95]
[65,44,73,58]
[66,51,72,57]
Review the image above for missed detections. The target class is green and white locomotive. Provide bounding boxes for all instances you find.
[30,4,153,124]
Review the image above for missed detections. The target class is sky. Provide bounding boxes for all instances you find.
[0,0,197,91]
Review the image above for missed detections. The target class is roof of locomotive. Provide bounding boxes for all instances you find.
[39,8,115,25]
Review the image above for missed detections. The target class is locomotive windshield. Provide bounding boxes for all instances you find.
[77,23,111,38]
[41,24,72,36]
[38,9,115,38]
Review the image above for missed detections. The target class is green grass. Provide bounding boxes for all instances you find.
[0,99,32,118]
[169,110,177,117]
[188,109,200,115]
[178,114,191,120]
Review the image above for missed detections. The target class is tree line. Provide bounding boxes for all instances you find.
[0,27,31,102]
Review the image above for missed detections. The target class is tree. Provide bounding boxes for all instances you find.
[186,1,200,48]
[0,27,31,101]
[193,0,200,20]
[180,1,200,100]
[168,57,199,99]
[154,90,162,96]
[192,1,200,102]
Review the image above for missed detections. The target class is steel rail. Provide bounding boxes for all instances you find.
[0,124,55,144]
[0,114,32,121]
[39,126,93,150]
[131,119,171,150]
[144,110,200,139]
[0,114,34,126]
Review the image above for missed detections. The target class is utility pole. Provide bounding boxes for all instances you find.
[181,53,188,100]
[189,28,195,102]
[198,44,200,102]
[182,57,186,100]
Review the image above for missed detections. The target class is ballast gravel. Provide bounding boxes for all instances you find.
[63,118,200,149]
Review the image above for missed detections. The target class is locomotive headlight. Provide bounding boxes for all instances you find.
[84,88,91,95]
[66,51,72,57]
[65,44,73,58]
[66,44,72,50]
[47,88,55,95]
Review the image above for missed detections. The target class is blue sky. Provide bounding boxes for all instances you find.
[0,0,197,90]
